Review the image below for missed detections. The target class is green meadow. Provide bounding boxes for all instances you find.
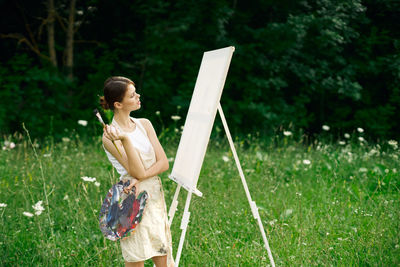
[0,128,399,266]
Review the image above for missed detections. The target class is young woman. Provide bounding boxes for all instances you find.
[100,76,174,267]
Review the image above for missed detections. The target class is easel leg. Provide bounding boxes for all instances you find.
[217,103,276,267]
[168,184,181,225]
[174,191,192,267]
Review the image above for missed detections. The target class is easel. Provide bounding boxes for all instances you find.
[167,103,276,267]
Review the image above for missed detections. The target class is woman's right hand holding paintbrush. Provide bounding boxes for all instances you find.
[103,124,127,142]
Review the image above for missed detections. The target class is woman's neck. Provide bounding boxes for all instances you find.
[113,112,134,129]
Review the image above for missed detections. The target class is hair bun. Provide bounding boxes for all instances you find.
[99,96,110,110]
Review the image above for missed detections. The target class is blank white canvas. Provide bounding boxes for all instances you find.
[169,46,235,196]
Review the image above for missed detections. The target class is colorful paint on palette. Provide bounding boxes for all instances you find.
[99,180,148,241]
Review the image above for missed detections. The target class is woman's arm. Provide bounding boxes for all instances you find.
[102,119,169,180]
[103,130,146,179]
[138,118,169,176]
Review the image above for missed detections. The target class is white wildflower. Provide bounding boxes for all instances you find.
[344,133,350,139]
[385,169,389,173]
[393,168,397,173]
[32,201,44,209]
[35,210,43,215]
[388,140,398,146]
[81,176,96,182]
[358,137,365,142]
[155,111,160,115]
[2,141,16,150]
[0,203,7,208]
[322,125,330,131]
[283,131,292,136]
[369,149,378,156]
[32,201,45,216]
[63,195,69,200]
[171,115,181,121]
[78,120,88,126]
[269,219,277,226]
[94,182,100,187]
[303,159,311,165]
[359,167,368,173]
[174,128,179,133]
[357,127,364,133]
[168,157,174,162]
[23,212,34,217]
[62,137,70,142]
[388,140,398,149]
[338,141,346,145]
[43,153,51,157]
[281,209,293,219]
[222,156,229,162]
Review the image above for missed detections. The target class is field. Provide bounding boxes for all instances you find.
[0,128,399,266]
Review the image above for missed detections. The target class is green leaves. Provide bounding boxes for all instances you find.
[1,0,399,140]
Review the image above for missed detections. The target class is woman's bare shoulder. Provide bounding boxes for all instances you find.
[135,118,152,130]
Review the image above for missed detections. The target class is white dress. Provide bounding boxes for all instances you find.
[103,117,174,266]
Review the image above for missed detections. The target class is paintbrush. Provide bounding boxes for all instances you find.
[93,108,122,157]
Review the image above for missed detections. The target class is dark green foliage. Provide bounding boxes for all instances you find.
[0,54,75,140]
[0,0,399,140]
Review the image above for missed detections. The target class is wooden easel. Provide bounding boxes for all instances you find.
[165,46,275,267]
[167,103,276,267]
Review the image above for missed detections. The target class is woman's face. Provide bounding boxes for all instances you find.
[121,84,141,111]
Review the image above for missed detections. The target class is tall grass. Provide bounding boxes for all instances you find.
[0,127,399,266]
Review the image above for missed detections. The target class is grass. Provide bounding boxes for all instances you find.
[0,128,399,266]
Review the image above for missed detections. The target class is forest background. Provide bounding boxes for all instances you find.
[0,0,399,142]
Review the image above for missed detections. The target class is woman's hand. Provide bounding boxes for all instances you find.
[103,124,127,141]
[123,179,139,194]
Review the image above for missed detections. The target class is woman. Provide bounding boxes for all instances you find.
[100,76,174,267]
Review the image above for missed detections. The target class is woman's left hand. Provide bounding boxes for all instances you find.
[123,179,139,194]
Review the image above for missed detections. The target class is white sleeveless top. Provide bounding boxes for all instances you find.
[102,117,152,180]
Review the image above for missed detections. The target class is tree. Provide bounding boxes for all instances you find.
[47,0,57,67]
[65,0,76,79]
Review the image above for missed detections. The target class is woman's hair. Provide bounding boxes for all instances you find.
[99,76,135,111]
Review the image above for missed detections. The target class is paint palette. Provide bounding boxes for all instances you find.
[99,180,148,241]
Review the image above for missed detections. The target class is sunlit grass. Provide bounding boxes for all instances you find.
[0,128,399,266]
